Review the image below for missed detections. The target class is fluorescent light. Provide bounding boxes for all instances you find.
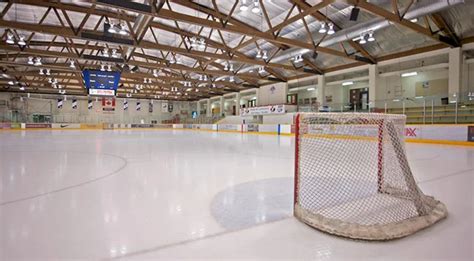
[415,96,424,99]
[392,99,401,102]
[342,81,354,86]
[401,71,417,77]
[307,87,315,91]
[449,100,457,103]
[410,18,418,23]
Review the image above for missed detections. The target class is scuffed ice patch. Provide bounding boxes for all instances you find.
[210,177,293,230]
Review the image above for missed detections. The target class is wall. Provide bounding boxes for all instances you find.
[0,92,191,123]
[257,82,287,106]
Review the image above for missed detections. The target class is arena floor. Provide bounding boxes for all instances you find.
[1,130,473,260]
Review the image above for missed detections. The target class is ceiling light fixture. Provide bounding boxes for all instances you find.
[262,50,268,60]
[327,23,335,35]
[34,57,42,66]
[240,0,248,11]
[6,33,15,44]
[367,31,375,42]
[17,35,26,46]
[342,81,354,86]
[27,56,34,65]
[251,0,260,13]
[318,23,327,34]
[401,71,418,77]
[108,22,117,33]
[69,61,75,68]
[359,34,367,44]
[119,23,128,35]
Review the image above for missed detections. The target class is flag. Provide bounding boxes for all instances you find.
[136,101,141,111]
[57,99,63,109]
[124,99,128,110]
[88,100,93,110]
[149,100,153,113]
[102,97,115,111]
[72,99,77,109]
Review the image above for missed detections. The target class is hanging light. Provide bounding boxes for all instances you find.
[48,78,53,83]
[103,48,109,57]
[258,66,265,74]
[190,37,197,48]
[170,56,176,64]
[69,61,75,68]
[251,0,260,13]
[6,33,15,44]
[224,63,229,71]
[39,69,44,75]
[108,22,117,33]
[229,64,234,72]
[229,76,235,82]
[27,56,34,65]
[153,69,158,77]
[107,65,112,71]
[19,86,25,91]
[327,23,335,35]
[17,35,26,46]
[262,50,268,60]
[256,49,262,59]
[46,69,51,75]
[367,31,375,42]
[318,22,327,34]
[359,34,367,44]
[240,0,248,11]
[198,38,205,48]
[119,23,127,35]
[100,64,105,71]
[34,57,42,66]
[111,49,118,58]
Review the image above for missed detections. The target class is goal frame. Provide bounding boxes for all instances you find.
[293,113,448,240]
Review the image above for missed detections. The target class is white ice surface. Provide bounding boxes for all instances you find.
[0,129,472,260]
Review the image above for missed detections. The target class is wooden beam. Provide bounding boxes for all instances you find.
[351,0,457,47]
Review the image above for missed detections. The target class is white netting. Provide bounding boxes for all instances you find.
[294,113,447,240]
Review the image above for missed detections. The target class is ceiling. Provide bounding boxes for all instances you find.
[0,0,472,101]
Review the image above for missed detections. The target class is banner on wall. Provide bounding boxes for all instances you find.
[136,101,141,111]
[149,100,153,113]
[88,100,93,110]
[162,102,168,112]
[240,105,285,116]
[168,103,173,113]
[72,99,77,109]
[124,99,128,110]
[57,99,63,109]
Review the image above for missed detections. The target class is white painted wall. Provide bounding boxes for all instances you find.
[257,82,287,106]
[0,92,191,123]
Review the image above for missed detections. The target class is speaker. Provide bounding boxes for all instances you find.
[350,7,360,21]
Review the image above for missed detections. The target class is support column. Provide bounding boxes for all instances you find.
[369,64,379,108]
[196,101,201,116]
[206,99,211,117]
[317,75,325,106]
[449,47,462,102]
[235,92,241,115]
[219,96,224,116]
[255,88,260,106]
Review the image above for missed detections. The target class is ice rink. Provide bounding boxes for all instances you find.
[1,129,473,260]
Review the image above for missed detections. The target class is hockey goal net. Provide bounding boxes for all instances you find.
[294,113,447,240]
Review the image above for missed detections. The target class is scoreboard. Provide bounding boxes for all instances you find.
[83,69,121,96]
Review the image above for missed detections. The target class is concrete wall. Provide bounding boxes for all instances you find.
[258,82,287,106]
[0,92,191,123]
